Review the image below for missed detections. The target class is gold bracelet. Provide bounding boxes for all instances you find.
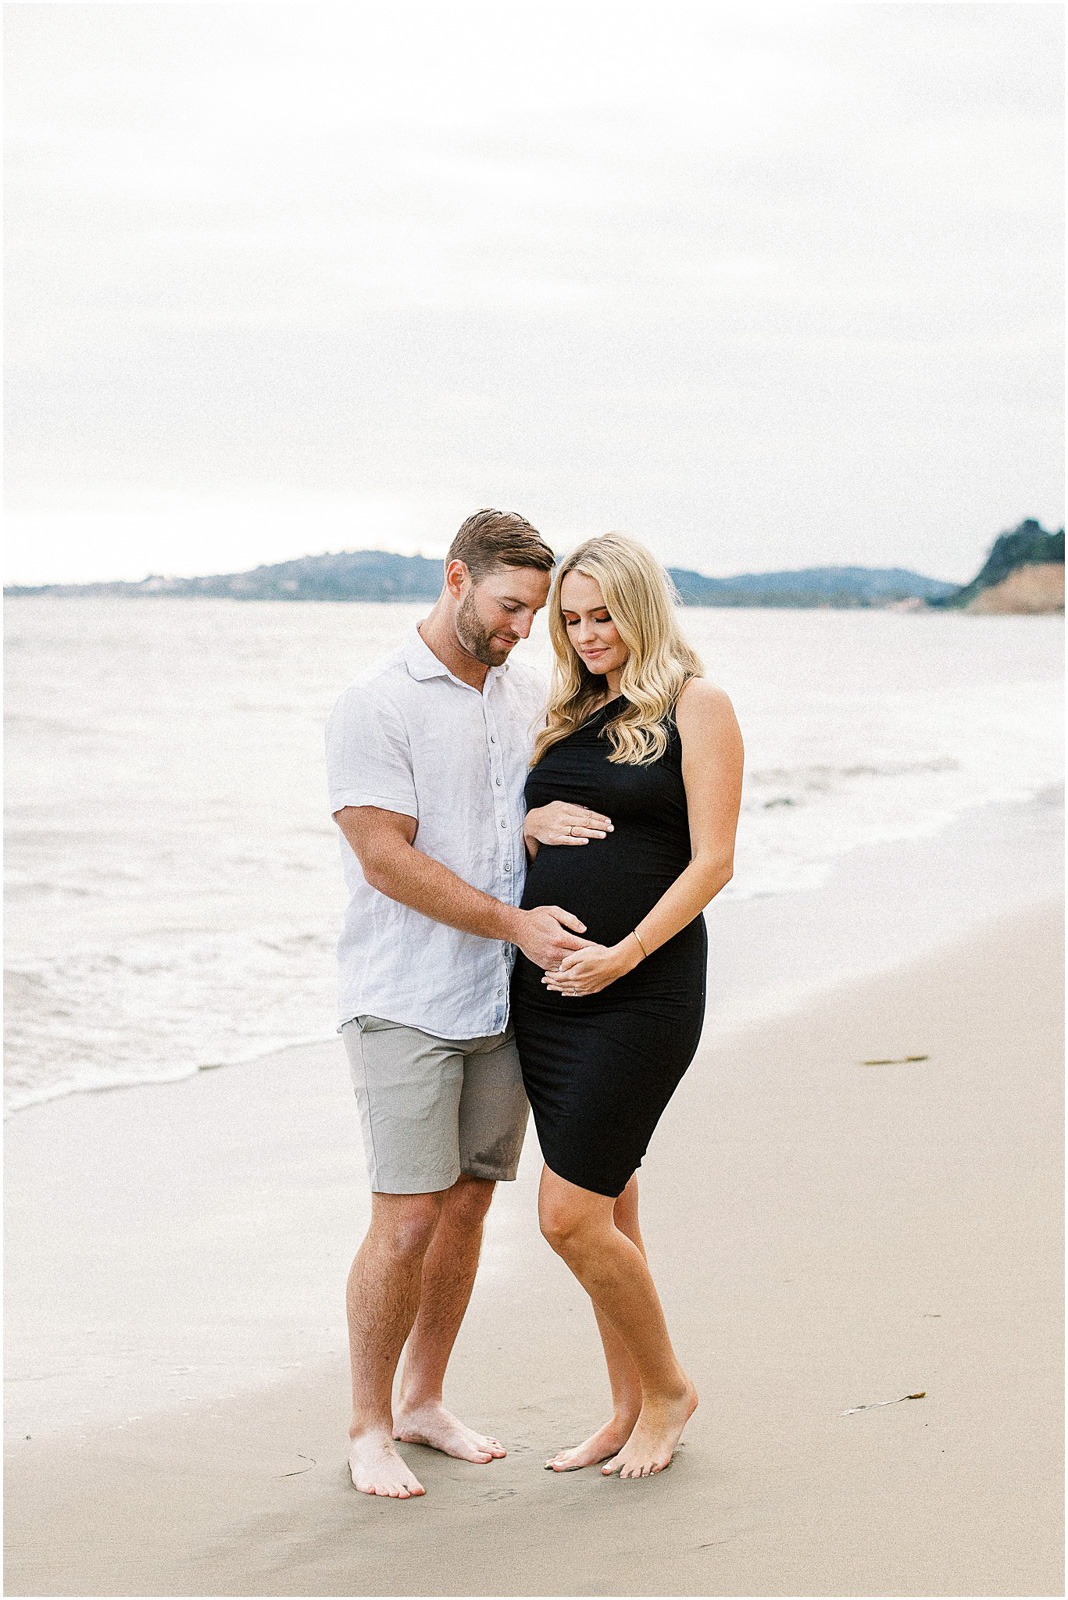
[631,928,649,960]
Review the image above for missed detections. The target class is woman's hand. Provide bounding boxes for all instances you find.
[541,938,641,997]
[523,802,613,853]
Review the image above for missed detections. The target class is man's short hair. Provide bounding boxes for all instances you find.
[446,509,555,580]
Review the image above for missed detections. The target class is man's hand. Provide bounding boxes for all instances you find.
[514,906,591,970]
[336,806,592,969]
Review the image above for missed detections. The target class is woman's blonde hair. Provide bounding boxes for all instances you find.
[532,532,703,768]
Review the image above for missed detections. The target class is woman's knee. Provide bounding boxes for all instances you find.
[539,1200,575,1253]
[539,1193,601,1256]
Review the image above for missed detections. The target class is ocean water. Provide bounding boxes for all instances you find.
[5,597,1063,1114]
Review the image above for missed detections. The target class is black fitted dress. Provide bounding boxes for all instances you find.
[511,698,707,1197]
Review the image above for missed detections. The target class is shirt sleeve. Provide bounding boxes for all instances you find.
[326,681,418,820]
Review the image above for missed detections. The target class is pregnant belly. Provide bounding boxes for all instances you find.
[520,830,689,949]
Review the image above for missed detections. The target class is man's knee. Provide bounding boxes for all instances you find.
[368,1191,445,1262]
[445,1173,496,1230]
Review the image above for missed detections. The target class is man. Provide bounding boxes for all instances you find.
[326,508,588,1500]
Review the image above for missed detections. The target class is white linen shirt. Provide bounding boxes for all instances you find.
[326,628,546,1038]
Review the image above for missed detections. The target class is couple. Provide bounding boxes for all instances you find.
[326,509,743,1499]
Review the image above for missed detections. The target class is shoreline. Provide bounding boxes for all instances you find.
[5,886,1064,1596]
[5,784,1063,1120]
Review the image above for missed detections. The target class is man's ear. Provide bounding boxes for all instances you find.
[444,559,470,600]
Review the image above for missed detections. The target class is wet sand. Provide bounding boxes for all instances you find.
[5,894,1063,1597]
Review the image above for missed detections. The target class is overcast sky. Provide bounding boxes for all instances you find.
[5,1,1063,585]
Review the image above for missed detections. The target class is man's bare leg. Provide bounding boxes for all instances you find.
[539,1167,698,1480]
[346,1189,444,1498]
[393,1173,506,1462]
[546,1175,644,1471]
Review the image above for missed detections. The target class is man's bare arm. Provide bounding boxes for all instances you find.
[334,806,589,970]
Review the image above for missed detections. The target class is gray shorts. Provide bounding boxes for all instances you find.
[341,1015,530,1194]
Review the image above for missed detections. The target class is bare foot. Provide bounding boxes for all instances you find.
[393,1400,506,1463]
[545,1413,638,1472]
[348,1430,426,1498]
[601,1381,698,1479]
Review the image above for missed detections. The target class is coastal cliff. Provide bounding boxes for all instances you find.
[931,520,1064,613]
[967,563,1065,614]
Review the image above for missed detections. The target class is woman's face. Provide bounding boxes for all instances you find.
[559,569,629,679]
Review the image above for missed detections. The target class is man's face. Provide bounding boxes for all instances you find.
[454,564,552,668]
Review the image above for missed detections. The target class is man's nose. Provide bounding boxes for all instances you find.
[513,612,534,639]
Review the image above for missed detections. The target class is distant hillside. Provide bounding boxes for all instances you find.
[930,520,1064,612]
[5,552,956,608]
[3,549,445,603]
[669,565,955,608]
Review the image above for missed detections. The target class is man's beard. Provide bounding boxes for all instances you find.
[455,591,515,667]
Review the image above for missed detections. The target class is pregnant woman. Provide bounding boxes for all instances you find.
[512,532,743,1480]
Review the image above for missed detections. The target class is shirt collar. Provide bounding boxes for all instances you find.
[402,627,509,687]
[402,627,453,682]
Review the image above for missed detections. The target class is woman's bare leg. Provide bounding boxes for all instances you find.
[539,1166,697,1479]
[546,1176,643,1470]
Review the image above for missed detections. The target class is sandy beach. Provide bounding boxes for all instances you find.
[5,844,1063,1597]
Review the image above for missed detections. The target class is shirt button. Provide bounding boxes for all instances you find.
[489,735,496,744]
[503,862,512,872]
[495,777,502,786]
[500,820,507,829]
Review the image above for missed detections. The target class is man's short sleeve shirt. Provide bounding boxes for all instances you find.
[325,628,546,1038]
